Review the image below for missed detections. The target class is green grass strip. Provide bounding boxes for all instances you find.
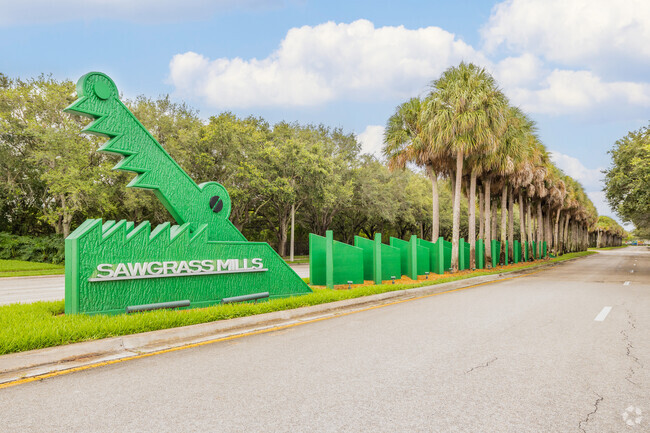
[0,260,65,278]
[0,251,594,355]
[283,255,309,264]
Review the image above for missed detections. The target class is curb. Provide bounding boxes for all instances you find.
[0,274,65,281]
[0,257,585,386]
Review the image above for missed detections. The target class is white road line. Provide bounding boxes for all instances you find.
[630,270,635,273]
[594,306,612,322]
[624,281,630,286]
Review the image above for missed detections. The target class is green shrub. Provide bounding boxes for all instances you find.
[0,232,65,264]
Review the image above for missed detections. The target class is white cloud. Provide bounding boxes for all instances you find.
[357,125,385,158]
[169,51,334,107]
[549,151,603,189]
[0,0,280,25]
[169,19,650,116]
[492,53,545,89]
[482,0,650,68]
[505,69,650,115]
[169,19,487,108]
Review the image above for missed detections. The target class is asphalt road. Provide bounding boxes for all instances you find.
[0,263,310,305]
[1,247,648,432]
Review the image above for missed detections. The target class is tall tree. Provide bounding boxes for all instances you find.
[604,126,650,233]
[423,63,507,271]
[0,75,115,237]
[384,97,445,241]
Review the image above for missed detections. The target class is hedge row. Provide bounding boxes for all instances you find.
[0,232,65,264]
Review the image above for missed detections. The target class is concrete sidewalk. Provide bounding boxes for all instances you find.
[0,261,570,387]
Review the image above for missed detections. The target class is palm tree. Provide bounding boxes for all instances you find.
[511,135,546,260]
[512,160,533,259]
[474,106,528,267]
[592,216,625,247]
[383,97,447,241]
[545,165,566,256]
[422,63,507,272]
[500,108,533,262]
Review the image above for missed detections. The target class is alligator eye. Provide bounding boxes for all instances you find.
[209,196,223,214]
[93,79,112,100]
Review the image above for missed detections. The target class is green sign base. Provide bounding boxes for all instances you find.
[65,219,310,315]
[64,72,310,314]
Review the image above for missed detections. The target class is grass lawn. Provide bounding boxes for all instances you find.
[0,251,595,355]
[0,259,65,278]
[283,255,309,264]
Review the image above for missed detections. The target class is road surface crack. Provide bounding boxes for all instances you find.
[578,392,603,433]
[465,357,497,374]
[621,309,643,386]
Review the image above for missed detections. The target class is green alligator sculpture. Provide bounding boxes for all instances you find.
[64,72,311,315]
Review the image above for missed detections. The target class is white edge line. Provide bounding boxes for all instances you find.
[623,281,630,286]
[594,306,612,322]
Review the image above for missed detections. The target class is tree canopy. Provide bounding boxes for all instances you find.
[0,69,616,259]
[604,125,650,237]
[0,74,453,254]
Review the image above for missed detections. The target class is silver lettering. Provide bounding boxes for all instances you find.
[201,259,215,272]
[127,262,148,276]
[147,262,163,275]
[96,263,114,278]
[189,260,203,272]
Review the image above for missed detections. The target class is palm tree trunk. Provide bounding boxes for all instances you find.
[563,215,571,253]
[450,176,456,208]
[570,222,575,252]
[562,215,566,253]
[518,192,526,260]
[500,184,507,263]
[484,178,492,267]
[553,208,562,257]
[526,199,534,259]
[451,150,464,272]
[491,199,498,246]
[426,166,439,241]
[469,168,477,269]
[508,185,514,259]
[479,189,484,240]
[536,201,543,257]
[546,203,553,253]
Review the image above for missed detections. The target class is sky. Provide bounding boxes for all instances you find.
[2,0,648,229]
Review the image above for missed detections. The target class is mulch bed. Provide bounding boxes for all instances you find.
[313,258,550,290]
